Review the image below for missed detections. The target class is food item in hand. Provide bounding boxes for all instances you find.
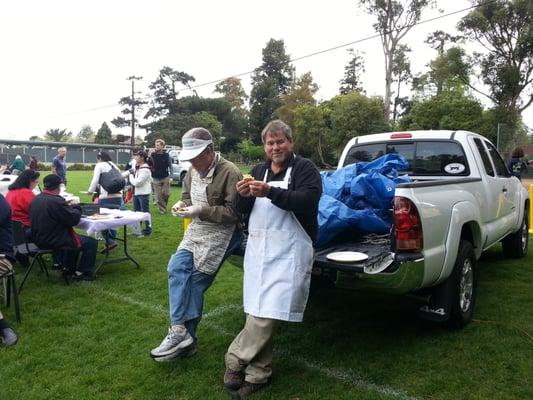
[242,174,254,182]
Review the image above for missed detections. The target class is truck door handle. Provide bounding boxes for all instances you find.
[502,187,508,193]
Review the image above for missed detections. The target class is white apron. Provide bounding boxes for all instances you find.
[243,167,314,322]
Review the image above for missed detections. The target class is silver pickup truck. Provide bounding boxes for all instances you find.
[313,130,530,328]
[168,149,191,186]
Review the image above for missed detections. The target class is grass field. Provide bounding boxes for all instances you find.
[1,170,532,400]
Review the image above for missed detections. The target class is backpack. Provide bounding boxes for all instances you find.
[511,161,522,174]
[99,162,126,193]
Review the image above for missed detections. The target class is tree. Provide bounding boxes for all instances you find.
[77,124,95,143]
[29,135,42,141]
[339,48,366,94]
[275,72,319,128]
[236,139,264,163]
[399,90,484,131]
[214,77,249,117]
[144,111,222,148]
[249,39,295,142]
[144,66,196,119]
[391,44,412,122]
[413,31,470,99]
[293,104,335,167]
[328,92,391,151]
[148,95,247,153]
[112,76,147,146]
[457,0,533,113]
[44,128,72,142]
[477,106,526,153]
[358,0,433,120]
[94,122,113,144]
[292,92,391,166]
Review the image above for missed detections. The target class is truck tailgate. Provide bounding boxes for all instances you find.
[314,240,394,274]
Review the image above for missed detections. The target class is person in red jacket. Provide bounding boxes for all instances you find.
[5,169,40,228]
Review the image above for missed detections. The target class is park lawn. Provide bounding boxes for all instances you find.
[1,170,532,400]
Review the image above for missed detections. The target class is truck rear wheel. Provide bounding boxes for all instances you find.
[502,206,529,259]
[178,171,187,187]
[446,240,477,329]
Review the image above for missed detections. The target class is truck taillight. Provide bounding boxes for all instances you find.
[394,196,423,252]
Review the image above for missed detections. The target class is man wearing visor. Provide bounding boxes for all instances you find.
[150,127,242,361]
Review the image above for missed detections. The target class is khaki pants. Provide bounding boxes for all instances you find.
[153,178,170,213]
[225,314,278,384]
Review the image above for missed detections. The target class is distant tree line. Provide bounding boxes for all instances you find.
[38,0,532,166]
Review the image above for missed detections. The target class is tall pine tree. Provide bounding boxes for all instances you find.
[248,39,294,143]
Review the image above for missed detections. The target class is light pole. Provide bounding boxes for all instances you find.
[127,76,143,148]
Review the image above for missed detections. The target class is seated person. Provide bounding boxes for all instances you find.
[0,193,17,347]
[5,169,40,228]
[29,174,97,281]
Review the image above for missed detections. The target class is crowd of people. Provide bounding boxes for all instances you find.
[0,120,323,399]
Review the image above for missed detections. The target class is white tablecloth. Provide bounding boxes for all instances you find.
[77,208,151,235]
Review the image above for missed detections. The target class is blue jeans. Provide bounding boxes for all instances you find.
[98,197,123,245]
[133,194,151,235]
[63,235,98,274]
[167,229,242,340]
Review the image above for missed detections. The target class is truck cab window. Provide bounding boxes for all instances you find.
[344,143,385,165]
[485,141,510,177]
[414,141,468,175]
[473,138,495,176]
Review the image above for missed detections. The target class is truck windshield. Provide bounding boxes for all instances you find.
[343,140,469,176]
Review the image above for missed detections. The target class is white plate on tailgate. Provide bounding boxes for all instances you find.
[326,251,369,263]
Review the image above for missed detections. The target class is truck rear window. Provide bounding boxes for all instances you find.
[343,140,469,176]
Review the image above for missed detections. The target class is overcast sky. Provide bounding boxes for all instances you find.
[1,0,531,141]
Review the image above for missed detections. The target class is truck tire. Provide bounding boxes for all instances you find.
[446,240,477,329]
[502,206,529,259]
[178,171,187,187]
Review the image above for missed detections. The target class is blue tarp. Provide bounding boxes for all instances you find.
[317,154,410,247]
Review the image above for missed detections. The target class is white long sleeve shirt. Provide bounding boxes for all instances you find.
[124,163,152,195]
[88,161,123,199]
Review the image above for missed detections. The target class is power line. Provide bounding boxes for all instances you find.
[52,1,491,117]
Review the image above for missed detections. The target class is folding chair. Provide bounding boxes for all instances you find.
[0,256,20,322]
[12,221,70,293]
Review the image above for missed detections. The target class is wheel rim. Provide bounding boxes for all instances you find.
[459,258,474,313]
[520,216,528,253]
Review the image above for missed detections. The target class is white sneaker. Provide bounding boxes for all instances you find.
[152,342,197,362]
[150,325,193,358]
[0,327,18,347]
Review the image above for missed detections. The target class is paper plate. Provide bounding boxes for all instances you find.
[326,251,369,263]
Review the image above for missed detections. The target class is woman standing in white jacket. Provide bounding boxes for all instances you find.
[125,150,153,236]
[88,151,123,252]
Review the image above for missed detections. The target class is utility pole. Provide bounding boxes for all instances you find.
[127,75,143,147]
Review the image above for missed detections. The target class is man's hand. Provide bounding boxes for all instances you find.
[177,205,202,218]
[236,179,252,197]
[249,180,271,198]
[171,200,187,217]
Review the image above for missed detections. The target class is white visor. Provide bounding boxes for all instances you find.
[179,138,213,161]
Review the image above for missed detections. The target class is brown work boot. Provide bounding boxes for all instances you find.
[224,368,244,391]
[230,380,271,399]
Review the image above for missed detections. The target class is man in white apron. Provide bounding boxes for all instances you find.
[150,128,242,362]
[224,120,322,398]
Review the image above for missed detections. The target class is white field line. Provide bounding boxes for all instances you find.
[95,287,421,400]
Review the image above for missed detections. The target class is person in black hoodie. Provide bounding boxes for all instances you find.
[29,174,97,280]
[149,139,173,214]
[0,193,18,346]
[507,147,528,180]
